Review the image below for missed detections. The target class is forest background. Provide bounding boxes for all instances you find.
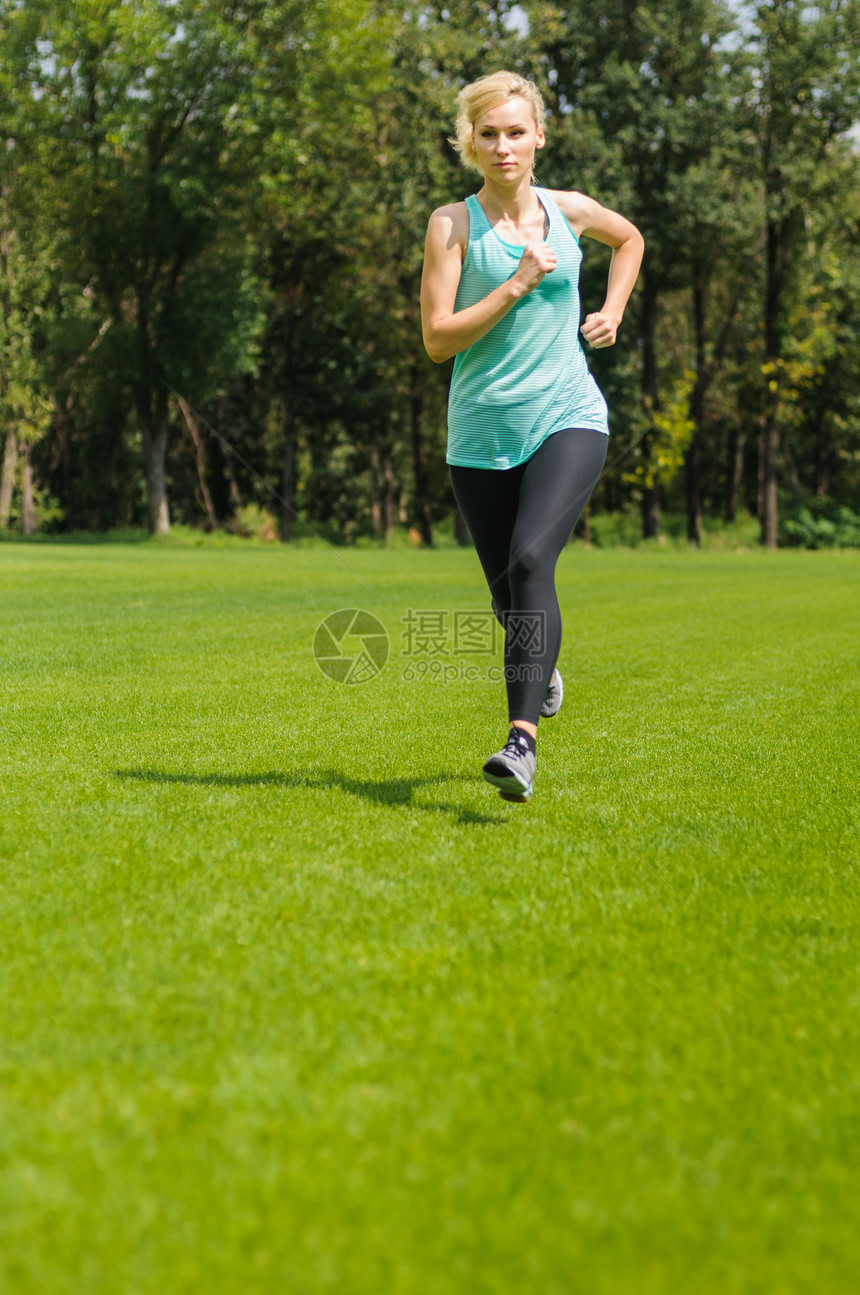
[1,0,859,550]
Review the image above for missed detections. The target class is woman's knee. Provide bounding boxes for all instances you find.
[507,545,545,594]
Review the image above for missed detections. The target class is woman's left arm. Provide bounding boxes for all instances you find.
[551,191,645,349]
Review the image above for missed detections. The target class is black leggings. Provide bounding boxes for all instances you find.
[449,428,607,725]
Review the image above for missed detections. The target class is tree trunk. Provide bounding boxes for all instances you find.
[369,444,382,538]
[409,362,433,547]
[222,454,242,518]
[726,418,747,523]
[224,456,242,514]
[685,435,703,546]
[139,389,170,534]
[602,471,614,514]
[761,421,779,549]
[814,410,830,498]
[640,268,660,540]
[759,212,784,549]
[213,397,241,518]
[20,441,35,535]
[280,401,297,543]
[382,449,396,541]
[641,486,661,539]
[686,283,707,546]
[782,439,802,495]
[179,398,218,530]
[755,427,765,521]
[0,430,17,529]
[55,397,77,532]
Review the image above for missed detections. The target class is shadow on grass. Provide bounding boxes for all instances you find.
[112,768,505,826]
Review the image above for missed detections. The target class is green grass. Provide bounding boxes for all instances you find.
[1,540,858,1295]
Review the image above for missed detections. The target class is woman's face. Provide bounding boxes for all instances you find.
[472,96,544,182]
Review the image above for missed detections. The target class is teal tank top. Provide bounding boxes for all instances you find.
[446,187,609,470]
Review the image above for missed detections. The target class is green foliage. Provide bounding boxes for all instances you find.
[782,503,860,549]
[0,0,859,540]
[588,508,761,550]
[623,375,697,492]
[0,177,54,449]
[588,509,644,548]
[234,502,280,540]
[0,481,63,534]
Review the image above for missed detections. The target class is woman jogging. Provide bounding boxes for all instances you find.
[420,70,644,803]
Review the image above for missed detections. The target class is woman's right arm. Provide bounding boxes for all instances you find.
[420,204,555,364]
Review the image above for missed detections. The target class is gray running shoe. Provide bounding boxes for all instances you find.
[482,729,536,803]
[540,668,564,719]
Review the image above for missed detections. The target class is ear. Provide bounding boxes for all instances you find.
[536,128,546,151]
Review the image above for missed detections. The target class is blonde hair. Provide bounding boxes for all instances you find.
[450,71,547,174]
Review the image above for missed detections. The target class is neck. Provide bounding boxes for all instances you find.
[477,173,538,220]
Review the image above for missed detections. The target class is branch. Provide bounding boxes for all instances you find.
[60,315,114,384]
[177,396,218,529]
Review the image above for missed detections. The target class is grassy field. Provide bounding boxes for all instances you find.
[1,538,858,1295]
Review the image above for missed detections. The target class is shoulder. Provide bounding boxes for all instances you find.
[544,188,595,229]
[424,200,470,262]
[426,200,470,239]
[545,188,642,247]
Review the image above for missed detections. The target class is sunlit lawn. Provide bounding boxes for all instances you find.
[1,538,858,1294]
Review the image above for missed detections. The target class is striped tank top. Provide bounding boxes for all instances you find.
[446,187,609,470]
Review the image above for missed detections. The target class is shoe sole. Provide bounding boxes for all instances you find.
[482,768,533,802]
[540,671,564,719]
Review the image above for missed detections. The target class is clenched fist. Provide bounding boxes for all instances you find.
[513,242,557,295]
[580,310,621,348]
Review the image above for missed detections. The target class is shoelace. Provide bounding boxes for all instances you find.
[504,730,530,757]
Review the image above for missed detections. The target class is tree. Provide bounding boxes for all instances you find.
[742,0,860,546]
[0,158,54,534]
[12,1,272,532]
[529,0,739,538]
